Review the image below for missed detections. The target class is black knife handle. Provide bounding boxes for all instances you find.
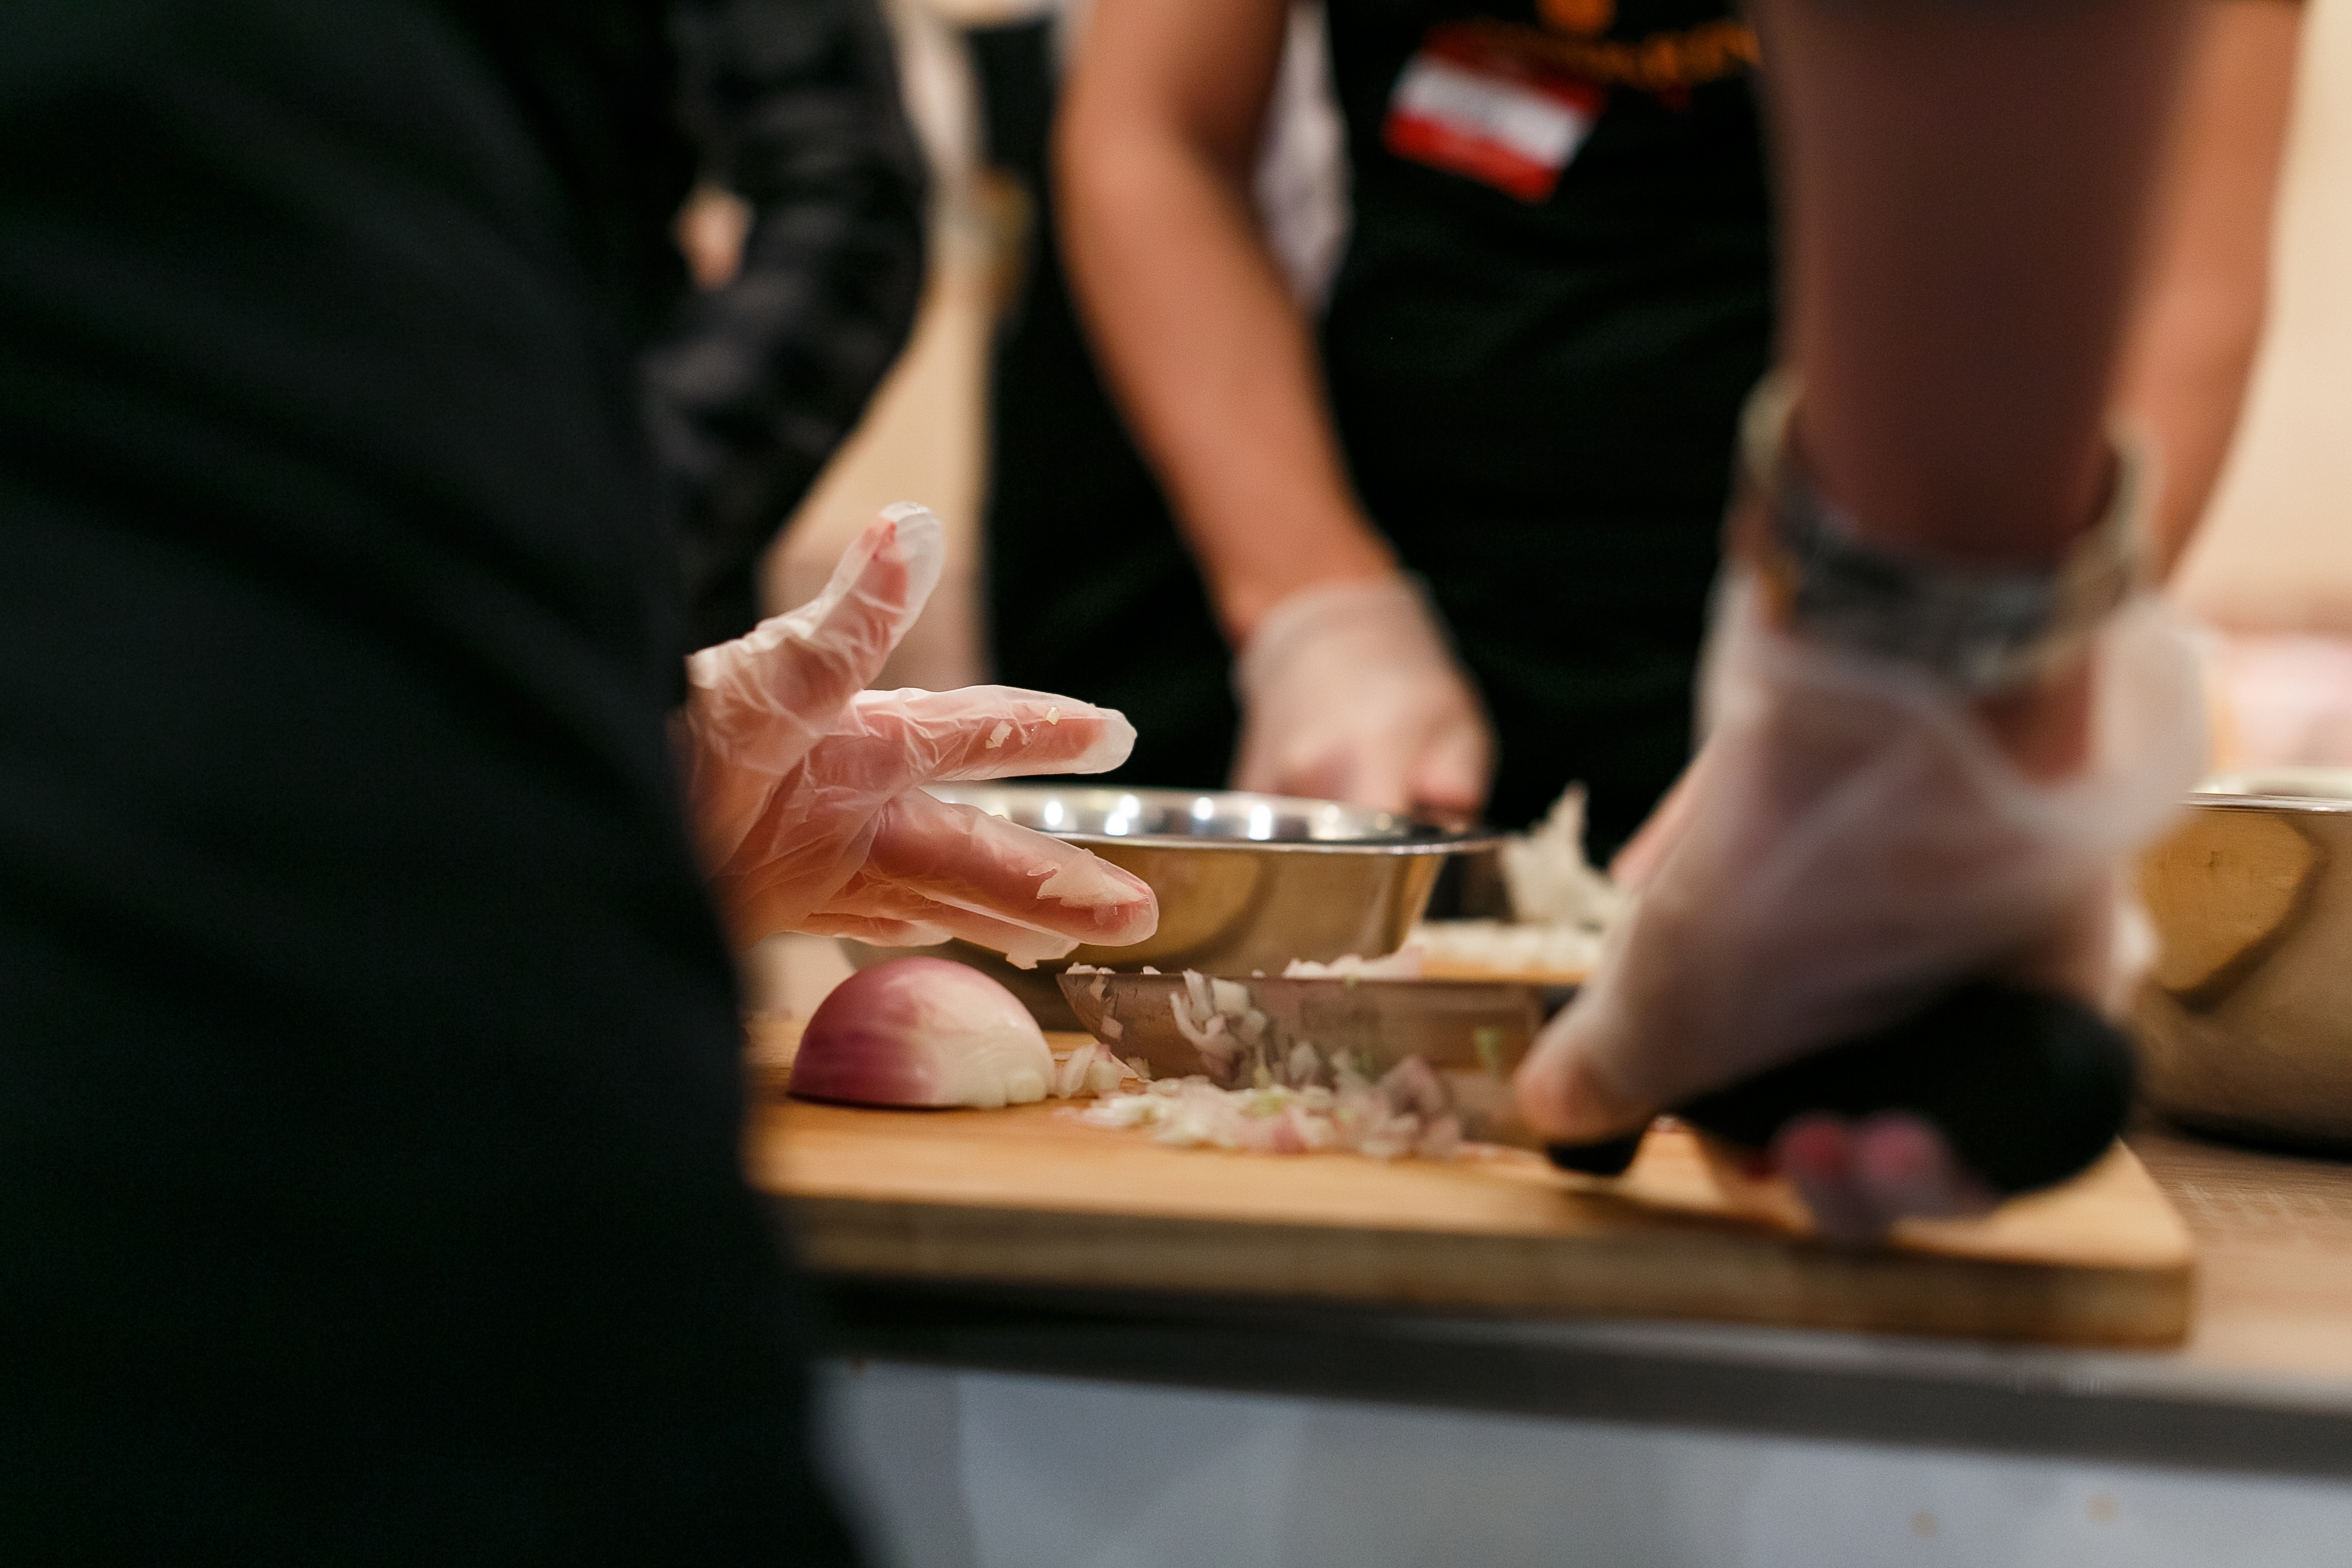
[1544,981,2136,1196]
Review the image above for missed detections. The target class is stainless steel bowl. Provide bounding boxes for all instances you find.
[2134,769,2352,1150]
[843,784,1500,1026]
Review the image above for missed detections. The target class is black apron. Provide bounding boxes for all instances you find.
[985,0,1770,849]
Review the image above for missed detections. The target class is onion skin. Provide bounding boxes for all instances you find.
[791,958,1054,1109]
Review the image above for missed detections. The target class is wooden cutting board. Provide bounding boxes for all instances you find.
[745,1025,2194,1347]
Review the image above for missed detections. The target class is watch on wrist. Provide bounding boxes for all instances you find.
[1733,371,2149,693]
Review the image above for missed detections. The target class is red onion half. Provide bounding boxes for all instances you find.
[790,957,1054,1109]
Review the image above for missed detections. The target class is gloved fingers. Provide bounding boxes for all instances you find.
[863,789,1158,947]
[1513,871,1732,1139]
[810,871,1086,968]
[1227,732,1315,801]
[1232,680,1493,815]
[1231,724,1415,813]
[805,688,1137,802]
[1327,748,1414,815]
[796,911,958,949]
[1513,1006,1657,1143]
[1345,740,1418,815]
[705,802,889,949]
[697,680,1133,943]
[813,864,1080,950]
[1849,1112,1996,1221]
[685,504,945,777]
[1607,754,1708,893]
[1773,1112,1996,1245]
[1405,710,1494,817]
[695,682,1133,944]
[681,507,944,874]
[884,687,1136,783]
[1774,1117,1887,1244]
[1231,571,1491,815]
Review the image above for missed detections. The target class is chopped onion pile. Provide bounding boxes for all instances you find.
[1050,1037,1149,1099]
[1075,1053,1461,1161]
[1162,966,1432,1094]
[1067,960,1466,1160]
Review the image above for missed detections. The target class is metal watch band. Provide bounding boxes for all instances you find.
[1735,371,2149,693]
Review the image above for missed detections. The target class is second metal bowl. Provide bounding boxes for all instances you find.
[2135,769,2352,1151]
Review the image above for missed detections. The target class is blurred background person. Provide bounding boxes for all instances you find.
[963,0,2301,861]
[972,3,1360,807]
[1050,0,1775,851]
[649,0,928,646]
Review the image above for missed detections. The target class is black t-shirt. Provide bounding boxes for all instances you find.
[1,3,852,1558]
[988,1,1772,845]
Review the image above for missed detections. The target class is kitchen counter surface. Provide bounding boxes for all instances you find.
[790,1118,2352,1477]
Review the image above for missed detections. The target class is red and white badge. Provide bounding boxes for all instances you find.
[1382,24,1605,203]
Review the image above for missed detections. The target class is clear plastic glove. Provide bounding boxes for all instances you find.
[682,504,1159,966]
[1516,575,2205,1237]
[1230,574,1493,814]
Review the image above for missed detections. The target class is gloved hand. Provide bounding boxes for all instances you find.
[682,504,1159,966]
[1230,574,1493,814]
[1517,574,2205,1237]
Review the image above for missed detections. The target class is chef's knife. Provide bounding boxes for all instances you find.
[1542,981,2136,1197]
[1058,969,1548,1080]
[1061,970,2133,1197]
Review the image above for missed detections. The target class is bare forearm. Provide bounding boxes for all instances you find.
[1057,1,1391,645]
[2118,0,2303,579]
[1752,0,2196,565]
[2126,293,2268,582]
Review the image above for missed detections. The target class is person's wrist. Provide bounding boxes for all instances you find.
[1213,535,1397,647]
[1737,377,2143,685]
[1727,372,2141,780]
[1234,571,1441,698]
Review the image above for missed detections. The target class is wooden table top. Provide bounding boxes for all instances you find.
[2128,1124,2352,1383]
[748,1015,2352,1393]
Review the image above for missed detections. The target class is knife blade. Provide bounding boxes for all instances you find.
[1057,968,1556,1146]
[1059,969,1547,1076]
